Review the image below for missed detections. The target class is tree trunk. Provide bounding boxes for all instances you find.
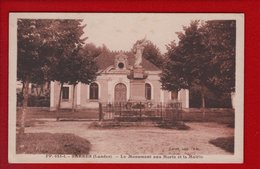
[72,84,76,112]
[56,82,63,121]
[20,81,29,134]
[46,81,50,95]
[39,84,44,96]
[201,92,205,109]
[201,91,206,120]
[21,81,25,94]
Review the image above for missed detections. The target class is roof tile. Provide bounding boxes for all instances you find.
[96,51,161,71]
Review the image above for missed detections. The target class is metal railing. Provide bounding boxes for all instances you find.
[99,101,182,122]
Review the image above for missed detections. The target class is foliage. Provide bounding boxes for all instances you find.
[58,43,99,112]
[161,21,210,91]
[83,43,103,58]
[209,136,234,153]
[17,133,91,154]
[27,95,50,107]
[44,20,87,85]
[18,19,97,85]
[203,20,236,93]
[160,20,236,108]
[57,48,98,87]
[131,103,146,109]
[17,93,50,107]
[158,121,190,130]
[16,92,24,107]
[18,19,86,83]
[17,19,47,84]
[17,19,99,119]
[17,19,86,88]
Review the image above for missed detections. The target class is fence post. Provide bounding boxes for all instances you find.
[99,102,103,121]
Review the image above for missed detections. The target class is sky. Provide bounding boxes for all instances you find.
[82,13,198,53]
[12,13,241,53]
[80,13,241,53]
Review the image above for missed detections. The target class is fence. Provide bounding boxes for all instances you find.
[99,101,182,122]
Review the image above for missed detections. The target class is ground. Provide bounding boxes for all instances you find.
[25,120,234,155]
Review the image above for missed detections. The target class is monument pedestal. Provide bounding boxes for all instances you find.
[129,79,146,101]
[128,67,148,102]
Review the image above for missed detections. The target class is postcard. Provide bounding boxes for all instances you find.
[8,13,244,163]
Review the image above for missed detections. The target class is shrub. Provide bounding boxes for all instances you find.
[17,92,24,106]
[209,136,234,153]
[190,90,232,108]
[132,103,146,109]
[16,133,91,154]
[158,121,190,130]
[28,95,50,107]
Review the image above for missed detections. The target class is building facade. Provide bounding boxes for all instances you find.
[50,51,189,110]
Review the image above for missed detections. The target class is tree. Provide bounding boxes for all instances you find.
[203,20,236,93]
[46,20,87,115]
[83,43,102,58]
[161,21,211,109]
[64,46,99,112]
[160,20,236,109]
[132,40,163,68]
[160,41,184,93]
[17,19,54,133]
[17,19,89,125]
[101,44,111,53]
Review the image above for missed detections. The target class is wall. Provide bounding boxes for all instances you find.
[145,73,161,102]
[50,71,189,109]
[51,81,78,110]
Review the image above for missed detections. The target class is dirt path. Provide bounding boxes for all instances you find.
[26,121,234,155]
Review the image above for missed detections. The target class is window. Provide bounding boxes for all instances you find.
[145,83,152,100]
[118,62,124,69]
[171,90,178,100]
[62,87,69,100]
[90,83,99,100]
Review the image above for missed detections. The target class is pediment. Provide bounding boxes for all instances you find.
[102,65,131,74]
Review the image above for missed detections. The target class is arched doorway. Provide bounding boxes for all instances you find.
[114,83,127,102]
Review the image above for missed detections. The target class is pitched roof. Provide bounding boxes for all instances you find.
[95,51,161,71]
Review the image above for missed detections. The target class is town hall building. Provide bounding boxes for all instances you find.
[49,41,189,110]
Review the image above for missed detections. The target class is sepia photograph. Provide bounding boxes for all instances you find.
[8,13,244,163]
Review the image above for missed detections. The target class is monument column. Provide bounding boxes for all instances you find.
[127,38,148,102]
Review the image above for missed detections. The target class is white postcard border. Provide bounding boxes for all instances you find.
[8,12,244,163]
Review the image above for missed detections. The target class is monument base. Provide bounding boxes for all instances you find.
[127,67,148,102]
[129,79,146,101]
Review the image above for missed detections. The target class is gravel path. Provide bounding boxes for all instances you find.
[25,121,234,155]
